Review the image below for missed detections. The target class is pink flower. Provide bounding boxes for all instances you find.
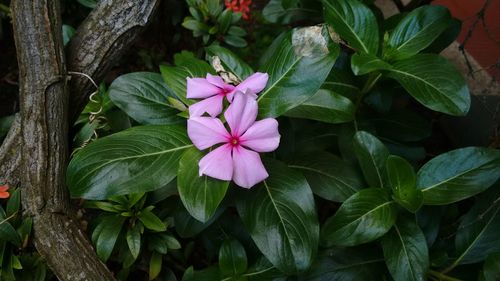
[187,92,280,188]
[186,72,268,117]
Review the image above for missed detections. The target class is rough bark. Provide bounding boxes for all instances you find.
[67,0,160,123]
[0,0,160,196]
[11,0,115,280]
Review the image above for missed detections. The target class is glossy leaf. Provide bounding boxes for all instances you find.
[219,239,248,277]
[369,110,431,142]
[139,209,166,232]
[263,0,320,24]
[323,0,379,54]
[160,52,214,105]
[387,155,423,213]
[67,125,192,199]
[381,216,429,281]
[386,54,470,116]
[353,131,390,188]
[178,148,229,223]
[236,159,319,273]
[126,224,141,259]
[453,186,500,265]
[351,53,392,76]
[289,152,364,202]
[149,251,163,280]
[257,27,338,117]
[109,72,182,125]
[174,203,223,238]
[205,45,253,80]
[303,246,384,281]
[417,147,500,205]
[284,89,355,124]
[321,188,397,247]
[0,221,21,247]
[386,5,451,59]
[96,215,126,262]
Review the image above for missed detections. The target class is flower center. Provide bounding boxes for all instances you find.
[229,136,240,147]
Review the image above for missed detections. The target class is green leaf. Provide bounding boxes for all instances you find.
[284,89,355,124]
[302,246,384,281]
[453,186,500,265]
[218,9,232,34]
[77,0,96,8]
[96,215,126,262]
[424,18,461,53]
[323,0,379,54]
[160,52,214,105]
[219,239,248,277]
[205,45,254,80]
[416,147,500,205]
[386,155,423,213]
[263,0,320,24]
[321,188,397,247]
[386,54,470,116]
[67,125,192,199]
[353,131,390,188]
[182,18,208,32]
[386,5,451,59]
[228,26,247,37]
[0,115,14,140]
[224,35,247,48]
[483,252,500,281]
[62,24,75,46]
[6,188,20,217]
[289,152,364,202]
[126,224,142,259]
[381,216,429,281]
[178,148,229,223]
[351,53,392,76]
[108,72,182,125]
[139,209,166,232]
[149,251,163,281]
[236,159,319,273]
[368,110,431,142]
[0,221,21,247]
[174,204,223,238]
[257,27,338,117]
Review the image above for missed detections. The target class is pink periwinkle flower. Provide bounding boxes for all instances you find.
[187,92,280,188]
[186,72,268,117]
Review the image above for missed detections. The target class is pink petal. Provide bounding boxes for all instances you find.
[187,117,230,150]
[229,72,269,101]
[189,95,224,117]
[199,144,233,181]
[232,146,268,188]
[206,74,227,88]
[186,77,222,99]
[224,92,258,137]
[240,118,281,152]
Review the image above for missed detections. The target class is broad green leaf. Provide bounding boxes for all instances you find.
[224,35,247,48]
[323,0,379,54]
[322,69,360,97]
[219,239,248,277]
[96,215,126,262]
[126,224,141,259]
[108,72,182,125]
[321,188,397,247]
[160,52,215,105]
[149,251,163,280]
[67,125,192,199]
[182,266,222,281]
[174,203,223,238]
[353,131,390,188]
[302,246,384,281]
[62,24,75,46]
[263,0,320,24]
[417,147,500,205]
[289,152,364,202]
[236,159,319,273]
[139,209,166,232]
[77,0,96,8]
[0,221,21,247]
[257,27,338,118]
[6,188,20,217]
[368,110,431,142]
[284,89,355,124]
[386,5,451,59]
[387,155,423,213]
[386,54,470,116]
[424,18,461,53]
[453,186,500,265]
[381,216,429,281]
[483,252,500,281]
[247,256,286,281]
[178,148,229,223]
[351,53,392,76]
[205,45,254,80]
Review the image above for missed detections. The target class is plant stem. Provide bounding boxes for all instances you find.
[428,270,464,281]
[353,72,382,131]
